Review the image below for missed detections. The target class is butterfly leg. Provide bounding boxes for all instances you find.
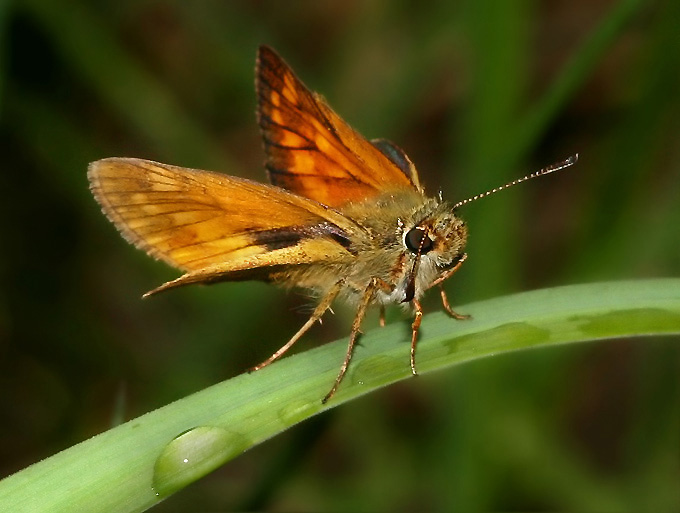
[250,280,343,372]
[428,253,467,289]
[323,277,392,403]
[439,286,470,320]
[379,306,386,327]
[427,252,470,320]
[410,299,423,375]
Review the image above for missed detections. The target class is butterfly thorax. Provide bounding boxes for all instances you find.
[275,191,468,307]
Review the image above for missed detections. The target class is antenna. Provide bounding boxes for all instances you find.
[452,154,579,209]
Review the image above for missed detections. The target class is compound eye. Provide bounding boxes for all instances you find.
[404,228,434,254]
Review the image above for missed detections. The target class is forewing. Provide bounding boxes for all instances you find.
[256,45,419,207]
[88,158,359,277]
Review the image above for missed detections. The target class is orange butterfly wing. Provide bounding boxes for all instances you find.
[256,45,420,208]
[88,158,361,291]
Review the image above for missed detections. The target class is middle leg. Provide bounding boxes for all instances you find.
[322,277,392,403]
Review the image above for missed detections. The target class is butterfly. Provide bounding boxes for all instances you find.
[88,45,577,403]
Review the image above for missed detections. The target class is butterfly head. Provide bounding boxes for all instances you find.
[395,201,468,303]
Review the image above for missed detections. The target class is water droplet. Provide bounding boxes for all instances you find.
[153,426,249,496]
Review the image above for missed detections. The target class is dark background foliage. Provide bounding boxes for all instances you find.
[1,0,678,510]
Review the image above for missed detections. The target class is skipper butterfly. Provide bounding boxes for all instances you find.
[89,46,577,402]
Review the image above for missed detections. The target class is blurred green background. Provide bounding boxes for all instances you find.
[1,0,679,510]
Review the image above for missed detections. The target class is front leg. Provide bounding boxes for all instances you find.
[428,253,468,290]
[409,254,470,374]
[429,253,470,320]
[410,299,423,375]
[439,286,470,320]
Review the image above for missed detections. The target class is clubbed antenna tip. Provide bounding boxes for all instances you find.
[452,154,579,209]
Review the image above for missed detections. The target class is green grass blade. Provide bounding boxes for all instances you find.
[1,279,678,512]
